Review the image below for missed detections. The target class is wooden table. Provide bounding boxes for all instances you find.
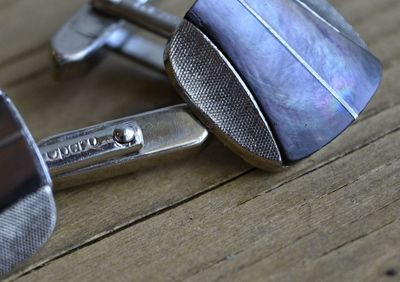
[1,0,399,281]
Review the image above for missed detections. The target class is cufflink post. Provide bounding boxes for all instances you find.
[52,0,180,79]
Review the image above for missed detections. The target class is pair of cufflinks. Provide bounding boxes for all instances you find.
[0,0,382,277]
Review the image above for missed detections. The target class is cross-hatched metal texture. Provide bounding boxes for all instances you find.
[0,186,56,278]
[165,21,281,166]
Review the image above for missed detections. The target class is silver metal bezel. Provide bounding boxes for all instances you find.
[165,21,283,171]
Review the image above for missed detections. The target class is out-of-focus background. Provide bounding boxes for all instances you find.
[1,0,400,281]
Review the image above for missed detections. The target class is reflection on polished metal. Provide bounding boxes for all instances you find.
[40,119,144,177]
[0,91,207,277]
[113,126,137,144]
[39,105,208,187]
[52,2,167,79]
[54,0,382,169]
[92,0,180,37]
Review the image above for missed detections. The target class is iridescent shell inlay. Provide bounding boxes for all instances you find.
[186,0,382,162]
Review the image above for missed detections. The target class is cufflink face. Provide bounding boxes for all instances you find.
[0,92,56,278]
[165,0,382,170]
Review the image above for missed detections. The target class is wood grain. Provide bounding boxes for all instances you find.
[14,114,400,282]
[0,0,398,281]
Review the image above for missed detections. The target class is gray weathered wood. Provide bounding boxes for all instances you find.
[14,114,400,282]
[0,0,399,281]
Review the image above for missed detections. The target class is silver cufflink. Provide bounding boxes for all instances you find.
[1,0,382,277]
[0,92,206,277]
[52,0,382,169]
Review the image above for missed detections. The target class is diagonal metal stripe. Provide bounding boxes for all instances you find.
[237,0,359,119]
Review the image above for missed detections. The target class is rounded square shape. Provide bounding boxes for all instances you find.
[166,0,382,167]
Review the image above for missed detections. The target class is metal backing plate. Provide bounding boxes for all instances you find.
[184,0,382,163]
[165,21,282,170]
[0,186,56,278]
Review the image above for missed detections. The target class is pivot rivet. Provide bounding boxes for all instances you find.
[113,126,135,144]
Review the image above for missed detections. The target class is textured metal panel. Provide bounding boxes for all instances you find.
[0,92,56,278]
[165,21,282,169]
[0,185,56,278]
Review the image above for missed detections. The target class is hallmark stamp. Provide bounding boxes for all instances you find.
[45,137,100,162]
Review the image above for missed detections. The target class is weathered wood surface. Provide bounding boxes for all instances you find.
[1,0,399,281]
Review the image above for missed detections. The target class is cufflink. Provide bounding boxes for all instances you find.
[0,91,206,277]
[53,0,382,170]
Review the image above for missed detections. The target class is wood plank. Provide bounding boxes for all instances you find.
[189,152,400,282]
[1,0,398,278]
[335,0,398,23]
[0,0,85,66]
[0,48,49,89]
[0,0,398,280]
[354,1,400,45]
[14,112,400,282]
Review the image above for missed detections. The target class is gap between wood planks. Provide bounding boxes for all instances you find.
[191,208,399,281]
[182,143,400,282]
[11,101,400,280]
[319,215,398,258]
[0,43,48,71]
[184,166,400,280]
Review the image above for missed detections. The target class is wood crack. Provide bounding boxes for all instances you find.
[4,67,49,89]
[319,218,398,257]
[0,43,48,70]
[236,125,400,211]
[183,229,317,282]
[15,168,254,280]
[190,193,400,281]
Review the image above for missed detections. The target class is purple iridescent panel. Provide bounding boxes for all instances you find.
[186,0,382,162]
